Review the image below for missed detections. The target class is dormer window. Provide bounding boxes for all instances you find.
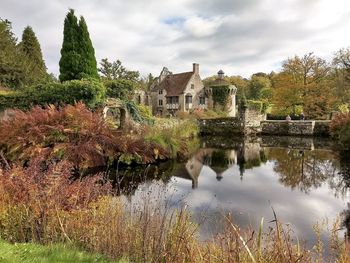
[159,89,163,95]
[191,84,194,89]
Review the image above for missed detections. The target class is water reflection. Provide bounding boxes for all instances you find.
[105,136,350,248]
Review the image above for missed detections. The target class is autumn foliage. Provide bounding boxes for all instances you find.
[0,103,162,169]
[0,158,111,242]
[330,112,350,149]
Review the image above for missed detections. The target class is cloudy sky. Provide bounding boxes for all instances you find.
[1,0,350,78]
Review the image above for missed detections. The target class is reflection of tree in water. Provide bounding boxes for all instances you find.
[238,148,266,178]
[104,161,175,196]
[266,148,337,194]
[329,151,350,197]
[341,203,350,241]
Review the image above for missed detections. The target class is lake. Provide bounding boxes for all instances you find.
[107,135,350,251]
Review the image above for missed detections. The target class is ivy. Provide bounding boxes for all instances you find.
[212,86,230,106]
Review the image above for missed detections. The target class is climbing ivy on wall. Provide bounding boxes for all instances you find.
[212,86,230,106]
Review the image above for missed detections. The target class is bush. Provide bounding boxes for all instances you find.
[330,112,350,149]
[0,79,106,111]
[0,103,161,168]
[104,79,138,101]
[144,119,199,159]
[125,101,154,125]
[246,100,269,114]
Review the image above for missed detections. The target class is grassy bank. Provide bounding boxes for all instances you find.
[0,240,126,262]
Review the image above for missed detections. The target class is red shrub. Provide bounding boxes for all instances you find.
[0,158,111,211]
[0,103,160,168]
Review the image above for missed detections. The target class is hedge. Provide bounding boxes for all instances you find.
[0,79,105,111]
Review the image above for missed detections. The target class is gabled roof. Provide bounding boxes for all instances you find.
[152,71,194,96]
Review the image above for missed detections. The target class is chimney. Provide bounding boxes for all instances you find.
[193,63,199,74]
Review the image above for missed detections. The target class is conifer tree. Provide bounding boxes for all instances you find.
[78,16,98,79]
[59,9,98,82]
[59,9,81,82]
[0,19,28,88]
[20,26,47,84]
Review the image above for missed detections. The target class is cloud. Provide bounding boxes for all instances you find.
[184,16,222,37]
[1,0,350,78]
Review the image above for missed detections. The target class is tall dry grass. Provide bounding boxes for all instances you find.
[0,160,349,262]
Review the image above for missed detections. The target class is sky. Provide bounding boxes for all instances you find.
[1,0,350,78]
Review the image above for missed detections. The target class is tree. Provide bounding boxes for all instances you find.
[282,53,330,86]
[0,19,29,88]
[273,53,333,118]
[332,48,350,106]
[247,75,272,100]
[139,73,155,91]
[104,79,138,100]
[19,26,47,85]
[271,72,303,115]
[77,16,98,79]
[59,9,98,82]
[227,75,249,101]
[59,9,81,82]
[98,58,140,81]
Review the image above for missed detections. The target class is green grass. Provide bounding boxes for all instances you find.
[0,240,127,263]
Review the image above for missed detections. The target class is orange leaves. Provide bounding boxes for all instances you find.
[0,103,166,169]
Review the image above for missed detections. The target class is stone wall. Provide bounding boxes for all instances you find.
[198,117,243,135]
[261,120,315,136]
[199,111,331,137]
[260,120,331,136]
[240,108,266,134]
[199,108,265,136]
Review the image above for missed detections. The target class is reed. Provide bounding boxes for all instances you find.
[0,161,349,262]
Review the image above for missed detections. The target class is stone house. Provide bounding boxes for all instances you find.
[150,63,206,116]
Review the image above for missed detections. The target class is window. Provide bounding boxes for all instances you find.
[166,96,179,104]
[159,89,163,95]
[185,95,192,104]
[158,99,163,106]
[191,84,194,89]
[199,96,205,105]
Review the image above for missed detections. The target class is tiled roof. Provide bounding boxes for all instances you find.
[153,72,194,96]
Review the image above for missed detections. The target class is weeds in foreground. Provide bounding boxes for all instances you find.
[144,118,199,159]
[0,240,124,263]
[0,160,349,262]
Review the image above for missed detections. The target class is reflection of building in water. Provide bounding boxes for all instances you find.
[237,141,265,178]
[175,141,265,188]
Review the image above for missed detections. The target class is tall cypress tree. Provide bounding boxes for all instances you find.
[59,9,81,82]
[20,26,47,84]
[59,9,98,82]
[78,16,98,79]
[0,19,28,88]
